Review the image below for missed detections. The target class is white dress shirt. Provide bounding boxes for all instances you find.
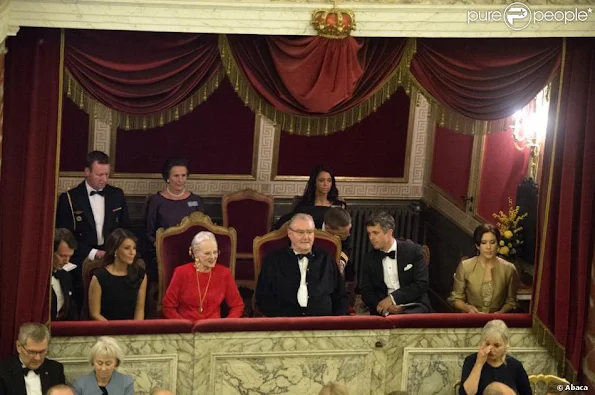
[382,239,400,301]
[51,273,64,316]
[295,253,309,307]
[20,358,42,395]
[85,181,105,260]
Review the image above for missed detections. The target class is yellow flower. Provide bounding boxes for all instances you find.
[508,243,513,248]
[499,246,510,255]
[504,230,513,239]
[499,240,505,246]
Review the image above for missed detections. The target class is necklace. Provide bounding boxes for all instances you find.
[195,267,212,314]
[166,187,186,198]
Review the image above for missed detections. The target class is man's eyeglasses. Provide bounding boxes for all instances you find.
[289,227,315,235]
[18,343,47,357]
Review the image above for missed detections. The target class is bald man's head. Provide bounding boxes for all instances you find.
[47,385,75,395]
[150,389,174,395]
[483,382,515,395]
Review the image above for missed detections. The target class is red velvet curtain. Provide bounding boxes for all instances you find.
[410,38,561,121]
[65,30,220,115]
[0,28,61,357]
[225,35,407,115]
[533,38,595,379]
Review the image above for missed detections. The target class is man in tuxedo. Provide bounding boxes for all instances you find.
[322,207,352,277]
[360,211,431,315]
[55,151,130,310]
[255,213,348,317]
[0,323,65,395]
[51,229,78,321]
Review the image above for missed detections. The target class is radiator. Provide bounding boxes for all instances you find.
[347,205,421,283]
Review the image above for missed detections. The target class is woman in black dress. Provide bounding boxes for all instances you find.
[89,229,147,320]
[276,164,346,229]
[460,319,531,395]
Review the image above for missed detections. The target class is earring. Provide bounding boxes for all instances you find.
[167,179,170,184]
[188,246,193,258]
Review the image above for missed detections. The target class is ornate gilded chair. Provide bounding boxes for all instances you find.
[155,212,237,314]
[529,374,570,394]
[222,188,274,288]
[251,224,342,315]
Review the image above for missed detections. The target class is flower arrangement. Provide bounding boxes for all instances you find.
[492,197,529,261]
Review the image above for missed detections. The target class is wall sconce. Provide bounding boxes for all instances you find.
[511,98,549,181]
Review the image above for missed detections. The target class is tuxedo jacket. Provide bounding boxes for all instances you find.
[51,269,78,321]
[56,181,130,265]
[255,247,348,317]
[0,356,65,395]
[359,240,431,314]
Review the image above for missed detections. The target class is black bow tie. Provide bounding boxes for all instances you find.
[22,367,41,376]
[90,189,105,196]
[380,250,396,259]
[296,253,313,261]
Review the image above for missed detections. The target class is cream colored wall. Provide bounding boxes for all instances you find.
[2,0,595,44]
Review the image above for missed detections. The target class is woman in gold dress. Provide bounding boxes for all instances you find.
[449,224,519,313]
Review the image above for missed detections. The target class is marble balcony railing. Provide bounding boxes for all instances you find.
[49,314,555,395]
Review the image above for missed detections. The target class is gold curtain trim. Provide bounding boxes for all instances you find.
[405,48,560,136]
[532,316,577,383]
[63,67,225,130]
[218,34,417,136]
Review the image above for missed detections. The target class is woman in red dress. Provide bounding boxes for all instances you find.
[162,231,244,320]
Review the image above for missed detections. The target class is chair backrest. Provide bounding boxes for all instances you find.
[82,258,145,320]
[253,224,342,280]
[81,258,106,320]
[251,225,342,315]
[529,374,570,394]
[156,212,237,313]
[222,188,274,257]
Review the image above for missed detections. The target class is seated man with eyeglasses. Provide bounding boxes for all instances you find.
[0,323,65,395]
[256,213,348,317]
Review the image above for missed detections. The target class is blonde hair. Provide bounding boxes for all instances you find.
[190,231,217,256]
[319,381,350,395]
[481,319,510,354]
[89,336,124,367]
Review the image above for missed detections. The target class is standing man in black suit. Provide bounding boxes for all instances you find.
[255,213,348,317]
[0,323,65,395]
[55,151,130,311]
[360,211,431,315]
[51,229,78,321]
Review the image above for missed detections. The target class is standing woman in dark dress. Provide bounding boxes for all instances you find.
[277,164,346,229]
[145,158,204,280]
[89,229,147,320]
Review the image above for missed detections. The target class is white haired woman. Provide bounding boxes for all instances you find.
[162,231,244,320]
[73,336,133,394]
[460,320,531,395]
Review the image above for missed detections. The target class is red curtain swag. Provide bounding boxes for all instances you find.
[224,35,408,116]
[410,38,562,131]
[65,30,221,127]
[533,37,595,381]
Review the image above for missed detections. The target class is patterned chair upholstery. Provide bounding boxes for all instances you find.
[251,224,342,315]
[155,212,237,314]
[222,188,274,288]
